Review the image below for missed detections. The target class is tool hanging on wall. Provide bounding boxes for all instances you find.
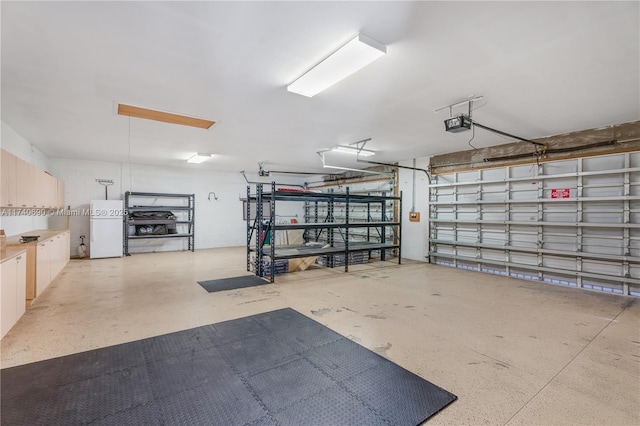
[96,179,114,200]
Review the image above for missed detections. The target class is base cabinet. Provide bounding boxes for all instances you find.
[36,241,52,298]
[1,251,27,339]
[35,231,69,298]
[6,230,70,306]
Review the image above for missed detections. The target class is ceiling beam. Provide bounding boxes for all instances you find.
[117,104,215,129]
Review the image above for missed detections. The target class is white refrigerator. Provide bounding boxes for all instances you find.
[90,200,123,259]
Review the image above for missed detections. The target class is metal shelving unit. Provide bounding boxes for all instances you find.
[123,191,195,256]
[247,182,402,283]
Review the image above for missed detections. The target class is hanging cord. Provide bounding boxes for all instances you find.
[468,123,477,150]
[128,116,133,191]
[411,159,416,212]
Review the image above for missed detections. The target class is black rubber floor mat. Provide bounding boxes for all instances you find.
[197,275,268,293]
[1,308,456,425]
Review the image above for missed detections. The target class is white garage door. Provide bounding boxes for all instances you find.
[429,151,640,296]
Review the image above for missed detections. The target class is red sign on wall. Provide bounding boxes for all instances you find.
[551,188,571,198]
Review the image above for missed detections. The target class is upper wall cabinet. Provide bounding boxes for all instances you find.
[1,149,17,207]
[57,180,65,209]
[15,157,34,208]
[1,149,64,210]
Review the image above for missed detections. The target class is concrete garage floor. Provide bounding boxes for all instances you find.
[2,247,639,425]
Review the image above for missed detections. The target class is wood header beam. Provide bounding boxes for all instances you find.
[117,104,215,129]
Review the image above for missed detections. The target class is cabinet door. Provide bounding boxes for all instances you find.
[16,158,35,208]
[49,174,58,208]
[62,231,70,269]
[52,234,64,278]
[57,180,65,208]
[44,173,57,208]
[1,257,18,338]
[1,150,17,207]
[33,168,45,208]
[15,254,26,318]
[34,169,57,208]
[36,242,52,297]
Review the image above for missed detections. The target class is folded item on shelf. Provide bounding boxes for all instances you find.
[135,225,167,235]
[129,211,177,221]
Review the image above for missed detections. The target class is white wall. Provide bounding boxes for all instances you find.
[0,120,305,256]
[48,158,306,256]
[397,158,430,262]
[0,121,51,234]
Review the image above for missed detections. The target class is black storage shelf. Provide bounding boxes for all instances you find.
[128,234,193,240]
[124,191,195,256]
[258,243,401,260]
[247,182,402,283]
[128,220,192,226]
[127,206,193,211]
[263,190,401,203]
[272,221,400,230]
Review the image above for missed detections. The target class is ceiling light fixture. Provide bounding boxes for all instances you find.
[331,145,376,157]
[187,153,212,164]
[287,33,387,97]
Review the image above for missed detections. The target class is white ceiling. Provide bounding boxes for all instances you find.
[2,1,638,175]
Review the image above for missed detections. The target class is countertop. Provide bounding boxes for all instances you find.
[1,247,27,263]
[5,229,69,246]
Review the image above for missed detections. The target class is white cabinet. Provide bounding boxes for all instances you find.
[57,180,65,208]
[1,149,65,209]
[1,150,17,207]
[16,254,26,319]
[1,250,27,339]
[16,157,35,208]
[1,257,18,338]
[35,231,70,298]
[36,241,52,298]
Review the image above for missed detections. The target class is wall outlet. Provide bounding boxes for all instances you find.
[409,211,420,222]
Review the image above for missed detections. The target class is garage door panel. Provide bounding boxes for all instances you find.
[542,256,577,271]
[584,154,625,171]
[510,165,538,178]
[509,226,538,248]
[543,235,578,252]
[480,226,507,245]
[430,152,638,296]
[510,253,538,266]
[630,264,640,279]
[480,182,506,201]
[582,278,623,294]
[482,210,507,221]
[543,177,577,197]
[544,201,578,222]
[581,260,623,277]
[479,248,506,262]
[543,273,578,287]
[457,247,478,258]
[457,229,479,243]
[457,205,478,221]
[544,160,577,175]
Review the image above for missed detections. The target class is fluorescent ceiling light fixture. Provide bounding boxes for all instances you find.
[187,153,212,163]
[331,145,376,157]
[287,33,386,97]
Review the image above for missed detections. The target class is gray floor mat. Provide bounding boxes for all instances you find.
[1,308,456,425]
[198,275,268,293]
